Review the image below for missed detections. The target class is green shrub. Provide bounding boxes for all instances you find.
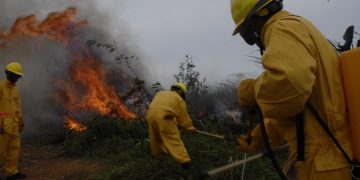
[63,116,147,157]
[63,116,287,179]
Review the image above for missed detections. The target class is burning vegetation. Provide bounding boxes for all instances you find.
[63,115,87,133]
[0,7,146,134]
[54,50,137,132]
[0,8,86,45]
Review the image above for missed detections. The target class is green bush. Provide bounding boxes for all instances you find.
[62,116,287,179]
[63,116,148,157]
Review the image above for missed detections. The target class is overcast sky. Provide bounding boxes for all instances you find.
[106,0,360,86]
[1,0,360,87]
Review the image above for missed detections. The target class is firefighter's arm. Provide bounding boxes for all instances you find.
[255,20,317,119]
[237,79,256,107]
[19,116,24,133]
[238,118,285,153]
[177,101,196,133]
[16,94,24,132]
[0,120,5,134]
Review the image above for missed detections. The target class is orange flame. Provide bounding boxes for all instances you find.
[64,115,87,133]
[0,7,87,45]
[56,52,136,119]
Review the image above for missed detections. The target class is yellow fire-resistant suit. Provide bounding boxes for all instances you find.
[146,91,195,164]
[0,80,23,177]
[237,11,353,180]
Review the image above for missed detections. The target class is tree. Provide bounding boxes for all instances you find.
[174,55,208,95]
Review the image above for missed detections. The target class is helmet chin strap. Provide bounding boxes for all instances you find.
[239,0,268,45]
[252,17,267,54]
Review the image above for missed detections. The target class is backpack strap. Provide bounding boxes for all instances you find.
[256,107,288,180]
[306,102,352,163]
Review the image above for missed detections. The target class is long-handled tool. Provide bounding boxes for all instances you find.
[195,129,238,142]
[195,129,226,139]
[207,144,289,177]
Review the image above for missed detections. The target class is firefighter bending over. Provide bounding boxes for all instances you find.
[146,82,196,170]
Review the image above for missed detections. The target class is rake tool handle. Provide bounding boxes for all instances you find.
[207,144,289,177]
[195,129,225,139]
[195,129,238,142]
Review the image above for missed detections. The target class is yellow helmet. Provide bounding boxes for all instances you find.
[231,0,274,36]
[174,82,187,93]
[5,62,23,76]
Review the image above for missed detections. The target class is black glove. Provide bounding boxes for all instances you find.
[181,162,192,170]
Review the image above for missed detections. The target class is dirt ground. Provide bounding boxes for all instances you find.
[1,144,105,180]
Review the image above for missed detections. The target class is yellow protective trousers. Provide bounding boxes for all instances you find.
[0,133,20,176]
[147,109,191,164]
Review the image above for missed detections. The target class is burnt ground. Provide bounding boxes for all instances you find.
[1,144,106,180]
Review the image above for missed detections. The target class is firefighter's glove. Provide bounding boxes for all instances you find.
[181,162,192,170]
[184,126,197,134]
[238,135,259,153]
[238,135,251,152]
[237,79,256,107]
[238,124,263,153]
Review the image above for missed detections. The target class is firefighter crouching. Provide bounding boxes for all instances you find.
[146,82,196,170]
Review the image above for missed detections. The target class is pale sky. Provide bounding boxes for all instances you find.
[104,0,360,86]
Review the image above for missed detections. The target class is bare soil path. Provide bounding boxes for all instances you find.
[6,144,106,180]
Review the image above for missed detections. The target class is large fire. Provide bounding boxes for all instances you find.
[55,51,137,119]
[0,8,137,132]
[0,8,86,45]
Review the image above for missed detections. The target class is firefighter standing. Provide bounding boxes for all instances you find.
[231,0,353,179]
[0,62,26,179]
[146,82,196,169]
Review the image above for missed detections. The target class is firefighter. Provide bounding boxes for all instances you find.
[146,82,196,169]
[231,0,353,179]
[0,62,26,179]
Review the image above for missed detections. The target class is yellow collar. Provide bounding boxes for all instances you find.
[261,10,292,41]
[4,80,15,88]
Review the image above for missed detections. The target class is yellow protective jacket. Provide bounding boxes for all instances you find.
[239,10,353,174]
[0,80,22,135]
[146,91,194,163]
